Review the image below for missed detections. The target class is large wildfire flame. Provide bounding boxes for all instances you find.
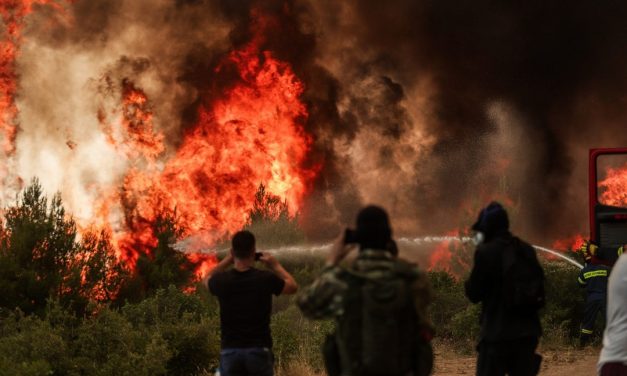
[104,40,316,275]
[95,29,316,277]
[1,4,317,283]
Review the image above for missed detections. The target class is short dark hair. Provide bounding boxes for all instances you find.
[356,205,392,250]
[232,230,256,259]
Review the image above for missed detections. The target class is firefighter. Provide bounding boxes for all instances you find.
[581,240,624,265]
[578,241,610,346]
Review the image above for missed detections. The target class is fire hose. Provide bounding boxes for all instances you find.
[398,237,584,269]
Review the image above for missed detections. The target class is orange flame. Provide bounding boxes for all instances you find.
[187,252,218,281]
[154,44,315,231]
[429,240,454,273]
[599,164,627,207]
[428,230,471,277]
[551,234,585,252]
[1,5,315,286]
[92,22,317,281]
[99,79,165,162]
[0,1,71,188]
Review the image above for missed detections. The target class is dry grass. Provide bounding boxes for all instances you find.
[198,356,324,376]
[276,359,324,376]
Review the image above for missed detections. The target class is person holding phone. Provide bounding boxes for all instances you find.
[297,205,434,376]
[208,230,298,376]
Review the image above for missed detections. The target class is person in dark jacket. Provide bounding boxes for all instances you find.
[464,202,543,376]
[577,244,609,346]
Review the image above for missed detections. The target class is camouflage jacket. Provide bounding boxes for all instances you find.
[297,249,433,330]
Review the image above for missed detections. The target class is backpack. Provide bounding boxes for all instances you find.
[327,258,432,376]
[501,237,545,311]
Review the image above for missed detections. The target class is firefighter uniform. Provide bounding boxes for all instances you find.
[578,262,609,345]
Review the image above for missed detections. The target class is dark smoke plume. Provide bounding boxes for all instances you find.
[305,0,627,240]
[15,0,627,244]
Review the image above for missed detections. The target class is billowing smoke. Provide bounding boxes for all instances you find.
[16,0,231,221]
[6,0,627,248]
[307,0,627,240]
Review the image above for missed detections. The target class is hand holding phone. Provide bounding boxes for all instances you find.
[344,228,359,244]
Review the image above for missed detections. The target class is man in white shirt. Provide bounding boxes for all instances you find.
[598,251,627,375]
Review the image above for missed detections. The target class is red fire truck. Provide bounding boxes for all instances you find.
[589,147,627,264]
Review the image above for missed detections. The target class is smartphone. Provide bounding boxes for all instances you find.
[255,252,263,261]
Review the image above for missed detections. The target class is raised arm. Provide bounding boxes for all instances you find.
[205,252,233,284]
[260,253,298,295]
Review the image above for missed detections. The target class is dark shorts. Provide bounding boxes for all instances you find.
[600,362,627,376]
[219,347,274,376]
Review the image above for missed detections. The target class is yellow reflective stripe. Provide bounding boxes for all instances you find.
[581,328,593,334]
[619,246,624,256]
[583,270,608,279]
[578,277,586,285]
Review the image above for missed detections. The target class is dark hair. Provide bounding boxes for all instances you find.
[356,205,392,251]
[231,230,256,259]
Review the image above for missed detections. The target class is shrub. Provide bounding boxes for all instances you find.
[541,261,586,346]
[0,310,68,375]
[0,179,82,316]
[271,304,333,371]
[71,307,171,376]
[0,180,127,317]
[0,287,222,375]
[122,286,220,375]
[427,271,474,340]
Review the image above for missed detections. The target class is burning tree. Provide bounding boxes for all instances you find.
[0,179,211,313]
[244,184,305,247]
[0,179,125,315]
[116,211,201,303]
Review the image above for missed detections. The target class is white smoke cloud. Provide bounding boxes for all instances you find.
[12,0,230,227]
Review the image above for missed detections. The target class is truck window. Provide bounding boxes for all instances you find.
[597,154,627,208]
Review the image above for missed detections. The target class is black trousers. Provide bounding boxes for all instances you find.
[581,298,606,335]
[476,337,541,376]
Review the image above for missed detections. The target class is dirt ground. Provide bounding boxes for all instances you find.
[277,344,601,376]
[433,346,599,376]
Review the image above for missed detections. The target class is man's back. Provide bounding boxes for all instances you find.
[299,250,433,376]
[465,202,544,376]
[578,263,609,301]
[207,230,297,376]
[340,252,420,375]
[209,268,284,348]
[465,233,543,342]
